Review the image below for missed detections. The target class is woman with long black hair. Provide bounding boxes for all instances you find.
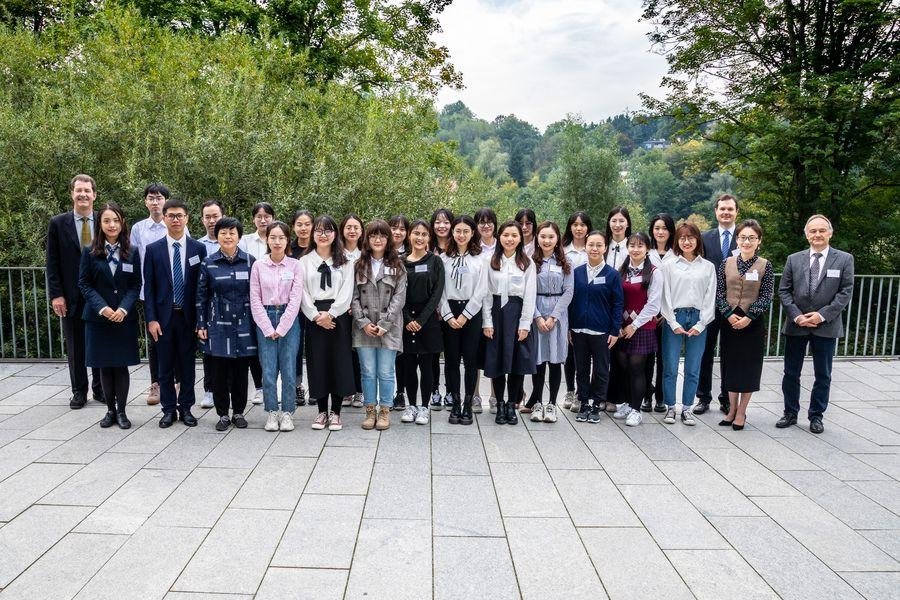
[561,211,591,412]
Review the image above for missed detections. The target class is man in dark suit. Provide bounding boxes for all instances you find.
[46,174,104,409]
[777,215,854,434]
[695,193,738,415]
[143,198,207,427]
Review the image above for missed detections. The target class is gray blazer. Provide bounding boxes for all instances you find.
[351,262,407,352]
[779,247,854,338]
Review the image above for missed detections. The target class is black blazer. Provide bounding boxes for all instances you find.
[702,227,738,272]
[78,248,142,323]
[143,236,206,329]
[46,211,97,309]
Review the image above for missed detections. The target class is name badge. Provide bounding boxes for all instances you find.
[188,255,200,266]
[630,276,643,284]
[511,275,523,286]
[827,269,840,278]
[280,271,294,281]
[592,276,606,285]
[731,249,740,257]
[457,265,469,274]
[235,271,249,280]
[745,271,759,281]
[549,265,562,274]
[415,265,428,273]
[121,263,133,273]
[384,267,393,275]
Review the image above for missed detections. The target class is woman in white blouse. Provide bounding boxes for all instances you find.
[644,213,676,413]
[659,222,717,426]
[238,202,274,404]
[340,213,364,407]
[561,211,592,411]
[299,215,356,432]
[515,208,537,257]
[482,221,537,425]
[439,215,486,425]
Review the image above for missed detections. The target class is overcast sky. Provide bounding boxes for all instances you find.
[435,0,670,130]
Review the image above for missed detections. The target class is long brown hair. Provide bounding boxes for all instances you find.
[490,220,530,272]
[532,221,570,275]
[444,215,482,258]
[91,203,131,260]
[356,220,405,280]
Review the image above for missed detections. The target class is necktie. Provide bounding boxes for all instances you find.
[317,261,332,291]
[809,252,822,291]
[80,217,91,247]
[106,243,119,271]
[172,242,184,306]
[612,244,620,266]
[721,230,731,259]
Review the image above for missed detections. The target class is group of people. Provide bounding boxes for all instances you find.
[46,174,855,436]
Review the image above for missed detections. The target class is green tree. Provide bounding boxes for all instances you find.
[494,114,541,186]
[554,120,626,220]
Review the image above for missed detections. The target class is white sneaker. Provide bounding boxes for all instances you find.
[472,394,483,414]
[200,391,214,409]
[569,398,582,413]
[530,404,545,422]
[489,396,497,414]
[562,391,575,410]
[543,403,558,423]
[265,411,280,432]
[613,403,631,420]
[401,405,418,423]
[663,407,676,424]
[415,407,430,425]
[279,412,295,432]
[252,388,263,405]
[625,409,642,427]
[351,393,364,408]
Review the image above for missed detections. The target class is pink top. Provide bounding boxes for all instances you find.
[250,254,305,337]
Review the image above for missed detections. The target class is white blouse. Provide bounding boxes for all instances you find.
[605,238,628,269]
[660,255,717,333]
[299,251,355,319]
[238,232,268,259]
[439,253,487,320]
[564,243,587,269]
[623,261,663,330]
[648,248,675,268]
[481,255,537,331]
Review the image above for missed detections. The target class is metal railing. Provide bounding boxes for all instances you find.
[0,267,897,360]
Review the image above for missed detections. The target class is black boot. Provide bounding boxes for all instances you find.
[460,396,473,425]
[116,411,132,429]
[640,397,652,412]
[495,399,508,425]
[506,401,518,425]
[99,410,116,428]
[448,393,461,425]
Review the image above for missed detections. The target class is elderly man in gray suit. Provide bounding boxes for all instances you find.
[776,215,855,433]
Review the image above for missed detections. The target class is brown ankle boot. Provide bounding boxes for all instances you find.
[375,406,391,430]
[362,405,377,430]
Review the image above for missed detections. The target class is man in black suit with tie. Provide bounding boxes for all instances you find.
[143,198,207,427]
[46,174,104,409]
[695,194,739,415]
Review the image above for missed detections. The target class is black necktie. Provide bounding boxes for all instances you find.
[318,261,332,291]
[809,252,822,291]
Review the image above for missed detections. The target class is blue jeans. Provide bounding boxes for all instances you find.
[662,308,708,407]
[256,307,300,413]
[356,347,397,407]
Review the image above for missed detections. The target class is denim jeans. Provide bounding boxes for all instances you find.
[256,306,300,413]
[356,347,397,407]
[661,308,708,407]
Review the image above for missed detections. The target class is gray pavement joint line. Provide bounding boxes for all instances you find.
[342,417,380,600]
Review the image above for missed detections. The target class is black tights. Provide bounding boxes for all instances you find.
[100,366,129,412]
[564,344,575,392]
[492,374,524,406]
[403,353,436,406]
[316,394,343,415]
[616,351,649,411]
[529,363,561,406]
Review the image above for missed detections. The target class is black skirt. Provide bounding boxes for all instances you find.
[719,314,765,393]
[86,320,140,368]
[403,303,443,355]
[484,295,536,378]
[306,300,355,399]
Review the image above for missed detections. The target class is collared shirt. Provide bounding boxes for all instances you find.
[131,217,192,300]
[523,238,535,257]
[623,261,663,330]
[648,248,674,268]
[719,225,736,253]
[105,244,120,276]
[345,247,361,262]
[249,254,305,338]
[573,259,608,336]
[239,232,268,259]
[480,239,496,255]
[809,246,830,281]
[606,238,627,269]
[482,254,537,331]
[198,234,220,254]
[298,251,354,320]
[660,254,717,333]
[166,235,188,287]
[74,212,94,244]
[370,257,384,279]
[564,243,587,269]
[440,252,487,320]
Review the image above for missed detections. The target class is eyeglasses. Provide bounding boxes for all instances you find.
[478,222,494,228]
[165,213,187,221]
[678,236,696,242]
[314,229,335,236]
[369,233,388,240]
[737,235,759,242]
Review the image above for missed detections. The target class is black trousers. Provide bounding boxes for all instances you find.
[564,346,576,392]
[395,352,406,398]
[698,315,727,404]
[572,332,611,407]
[616,351,649,411]
[443,302,482,400]
[249,355,263,390]
[530,362,562,405]
[432,352,441,395]
[402,352,436,406]
[782,334,836,420]
[317,394,344,415]
[61,312,102,397]
[156,310,196,415]
[99,366,129,412]
[209,355,250,417]
[352,349,362,394]
[492,374,524,406]
[645,327,663,402]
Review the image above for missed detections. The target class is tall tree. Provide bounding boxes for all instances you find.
[494,114,541,186]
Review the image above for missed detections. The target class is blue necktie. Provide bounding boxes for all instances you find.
[721,230,731,259]
[105,243,119,266]
[172,242,184,306]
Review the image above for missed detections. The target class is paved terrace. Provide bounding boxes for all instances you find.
[0,359,898,600]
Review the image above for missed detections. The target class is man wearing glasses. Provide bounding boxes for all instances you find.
[143,199,207,428]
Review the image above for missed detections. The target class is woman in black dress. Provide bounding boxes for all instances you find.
[389,214,410,410]
[78,203,141,429]
[716,219,774,430]
[290,209,314,405]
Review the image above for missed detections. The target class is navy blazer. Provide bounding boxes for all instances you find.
[78,247,142,322]
[46,211,98,308]
[568,263,624,335]
[702,227,738,273]
[143,236,207,329]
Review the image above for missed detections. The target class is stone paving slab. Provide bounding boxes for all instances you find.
[0,358,897,599]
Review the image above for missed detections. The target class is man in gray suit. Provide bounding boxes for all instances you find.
[776,215,854,433]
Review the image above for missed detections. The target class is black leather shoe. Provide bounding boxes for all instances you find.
[718,419,734,427]
[180,411,198,427]
[775,413,797,428]
[640,398,652,412]
[460,396,473,426]
[810,417,824,434]
[232,413,248,429]
[720,399,731,414]
[653,399,665,413]
[448,394,462,425]
[70,392,88,409]
[693,402,710,415]
[506,402,518,425]
[215,416,231,431]
[116,412,132,429]
[495,403,508,425]
[159,412,176,428]
[99,410,116,428]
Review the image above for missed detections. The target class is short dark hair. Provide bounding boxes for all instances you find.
[251,202,275,218]
[673,222,704,257]
[514,208,537,226]
[714,193,739,210]
[162,198,188,214]
[474,207,498,229]
[214,216,243,238]
[70,174,96,193]
[201,199,224,213]
[143,182,170,199]
[736,218,762,239]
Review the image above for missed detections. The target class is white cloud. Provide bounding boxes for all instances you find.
[435,0,669,130]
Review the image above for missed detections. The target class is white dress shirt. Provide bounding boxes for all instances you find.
[648,248,674,268]
[523,238,536,257]
[564,243,588,269]
[660,255,717,333]
[239,232,268,259]
[440,253,487,320]
[809,246,830,280]
[480,239,496,255]
[198,234,220,254]
[166,234,188,285]
[624,261,663,329]
[298,252,355,320]
[482,255,537,331]
[606,238,627,269]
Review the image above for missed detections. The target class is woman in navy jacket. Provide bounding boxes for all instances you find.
[78,203,141,430]
[568,231,623,424]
